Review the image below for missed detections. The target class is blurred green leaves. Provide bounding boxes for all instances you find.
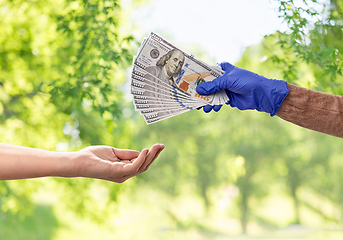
[52,0,133,116]
[2,0,343,238]
[273,0,343,93]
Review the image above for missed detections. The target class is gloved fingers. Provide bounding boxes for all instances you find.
[203,105,214,113]
[197,104,223,112]
[213,105,222,112]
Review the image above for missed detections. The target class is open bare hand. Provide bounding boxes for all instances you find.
[73,144,165,183]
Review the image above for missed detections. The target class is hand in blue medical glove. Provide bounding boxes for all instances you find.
[196,62,289,116]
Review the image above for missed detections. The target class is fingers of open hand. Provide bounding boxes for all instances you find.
[113,148,140,161]
[100,144,164,183]
[107,154,146,183]
[120,144,164,180]
[124,148,149,175]
[141,144,164,171]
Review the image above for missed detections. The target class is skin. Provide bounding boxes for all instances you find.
[164,50,184,78]
[0,143,165,183]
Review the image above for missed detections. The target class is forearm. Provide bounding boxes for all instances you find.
[276,83,343,138]
[0,143,74,180]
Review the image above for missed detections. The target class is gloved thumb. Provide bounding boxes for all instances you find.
[196,79,219,95]
[196,62,235,95]
[196,75,231,95]
[218,62,235,72]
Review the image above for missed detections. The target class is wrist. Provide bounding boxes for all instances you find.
[255,78,289,116]
[269,79,289,116]
[50,151,78,178]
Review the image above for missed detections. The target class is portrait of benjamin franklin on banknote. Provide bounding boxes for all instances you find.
[133,48,189,117]
[144,49,185,88]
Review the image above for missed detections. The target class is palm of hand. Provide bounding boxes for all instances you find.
[75,144,164,183]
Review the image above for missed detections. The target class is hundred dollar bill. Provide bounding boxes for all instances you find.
[130,72,207,107]
[133,98,204,111]
[136,104,194,113]
[132,64,193,99]
[139,107,189,116]
[134,101,201,112]
[135,98,195,117]
[131,74,193,101]
[130,81,202,106]
[133,32,228,105]
[133,97,203,107]
[131,87,193,102]
[143,108,191,125]
[131,86,202,113]
[132,93,198,104]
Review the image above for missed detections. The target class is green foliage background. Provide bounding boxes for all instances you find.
[1,0,343,239]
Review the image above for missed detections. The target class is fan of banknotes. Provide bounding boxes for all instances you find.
[130,32,229,124]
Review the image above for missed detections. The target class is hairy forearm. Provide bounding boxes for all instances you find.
[276,83,343,138]
[0,143,74,180]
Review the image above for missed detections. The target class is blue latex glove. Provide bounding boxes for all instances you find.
[196,62,289,116]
